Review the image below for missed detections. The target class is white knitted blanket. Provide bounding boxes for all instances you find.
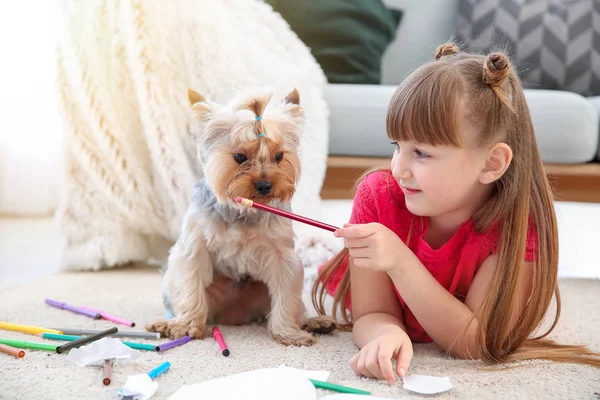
[55,0,331,271]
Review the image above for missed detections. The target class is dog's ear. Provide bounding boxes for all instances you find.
[282,88,303,123]
[188,88,213,122]
[284,88,300,105]
[188,88,205,106]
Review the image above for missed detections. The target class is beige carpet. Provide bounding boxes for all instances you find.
[0,264,598,400]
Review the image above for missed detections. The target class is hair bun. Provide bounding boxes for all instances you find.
[483,53,510,87]
[435,43,459,60]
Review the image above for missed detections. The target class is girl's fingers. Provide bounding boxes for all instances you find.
[349,352,360,376]
[357,347,375,379]
[378,342,397,385]
[395,343,413,378]
[348,247,370,259]
[364,342,385,380]
[334,225,374,239]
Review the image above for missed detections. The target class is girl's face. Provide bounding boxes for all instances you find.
[390,117,492,226]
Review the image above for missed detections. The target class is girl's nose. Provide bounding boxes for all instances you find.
[391,153,411,180]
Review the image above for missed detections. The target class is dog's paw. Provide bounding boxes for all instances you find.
[301,315,337,334]
[273,330,316,347]
[145,320,170,337]
[145,319,205,340]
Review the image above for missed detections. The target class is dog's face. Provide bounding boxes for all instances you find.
[188,88,303,205]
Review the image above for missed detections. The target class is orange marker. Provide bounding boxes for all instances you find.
[0,343,25,358]
[212,326,230,357]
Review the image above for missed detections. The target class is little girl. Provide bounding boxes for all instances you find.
[312,43,600,385]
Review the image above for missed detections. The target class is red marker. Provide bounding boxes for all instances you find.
[212,326,230,357]
[235,196,338,232]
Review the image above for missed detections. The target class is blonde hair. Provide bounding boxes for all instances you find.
[312,43,600,367]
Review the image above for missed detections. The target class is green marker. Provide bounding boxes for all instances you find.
[0,338,57,352]
[42,333,155,351]
[309,379,371,395]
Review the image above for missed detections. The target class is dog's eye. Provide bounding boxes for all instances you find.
[274,152,284,163]
[233,153,248,164]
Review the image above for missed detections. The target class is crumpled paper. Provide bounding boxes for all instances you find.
[65,337,141,366]
[118,374,159,400]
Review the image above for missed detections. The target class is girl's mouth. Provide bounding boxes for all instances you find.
[401,185,421,195]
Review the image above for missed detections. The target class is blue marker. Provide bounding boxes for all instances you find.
[147,361,171,380]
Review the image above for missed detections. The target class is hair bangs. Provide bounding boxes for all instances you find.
[386,64,463,147]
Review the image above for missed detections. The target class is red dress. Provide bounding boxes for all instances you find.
[321,170,537,343]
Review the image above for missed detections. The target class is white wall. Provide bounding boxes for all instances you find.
[0,1,63,216]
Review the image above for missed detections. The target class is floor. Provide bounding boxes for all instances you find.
[0,200,599,291]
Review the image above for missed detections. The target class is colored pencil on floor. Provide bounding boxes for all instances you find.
[0,343,25,358]
[79,307,135,327]
[309,379,371,395]
[41,333,155,351]
[49,328,160,340]
[45,299,101,319]
[0,338,57,352]
[155,336,191,352]
[0,322,62,335]
[103,359,112,386]
[56,327,118,354]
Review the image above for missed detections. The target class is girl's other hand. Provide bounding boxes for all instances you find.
[348,329,413,386]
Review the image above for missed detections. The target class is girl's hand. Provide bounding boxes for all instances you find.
[334,223,407,273]
[349,328,413,386]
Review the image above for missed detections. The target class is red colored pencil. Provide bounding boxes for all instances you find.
[235,197,339,232]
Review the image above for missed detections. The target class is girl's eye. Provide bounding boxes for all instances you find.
[274,152,284,163]
[233,153,248,164]
[414,149,430,159]
[390,141,400,151]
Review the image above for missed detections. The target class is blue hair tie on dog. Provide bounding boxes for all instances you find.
[258,132,265,137]
[256,116,263,121]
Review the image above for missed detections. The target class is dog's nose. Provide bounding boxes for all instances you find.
[254,180,272,195]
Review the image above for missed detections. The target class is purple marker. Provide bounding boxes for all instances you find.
[155,335,192,352]
[45,299,101,319]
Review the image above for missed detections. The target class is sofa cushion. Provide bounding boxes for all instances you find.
[325,84,599,163]
[455,0,600,96]
[589,96,600,159]
[264,0,402,84]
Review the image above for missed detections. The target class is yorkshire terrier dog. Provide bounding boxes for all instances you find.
[145,87,336,346]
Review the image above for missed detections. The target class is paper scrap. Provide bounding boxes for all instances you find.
[168,367,317,400]
[278,364,331,382]
[119,374,158,400]
[402,375,453,394]
[65,337,141,366]
[321,395,394,400]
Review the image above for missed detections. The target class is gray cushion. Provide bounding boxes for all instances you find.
[455,0,600,96]
[325,84,599,163]
[589,96,600,159]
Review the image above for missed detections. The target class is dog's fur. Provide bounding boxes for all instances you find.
[145,88,335,346]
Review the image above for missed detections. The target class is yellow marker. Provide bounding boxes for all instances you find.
[0,322,62,335]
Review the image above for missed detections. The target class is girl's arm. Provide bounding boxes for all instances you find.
[388,253,534,358]
[350,256,406,347]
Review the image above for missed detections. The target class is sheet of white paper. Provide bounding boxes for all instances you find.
[65,337,141,366]
[402,375,453,394]
[320,395,394,400]
[278,364,331,382]
[119,374,159,400]
[168,367,317,400]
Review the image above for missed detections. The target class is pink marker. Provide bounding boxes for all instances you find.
[80,307,135,327]
[212,326,230,357]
